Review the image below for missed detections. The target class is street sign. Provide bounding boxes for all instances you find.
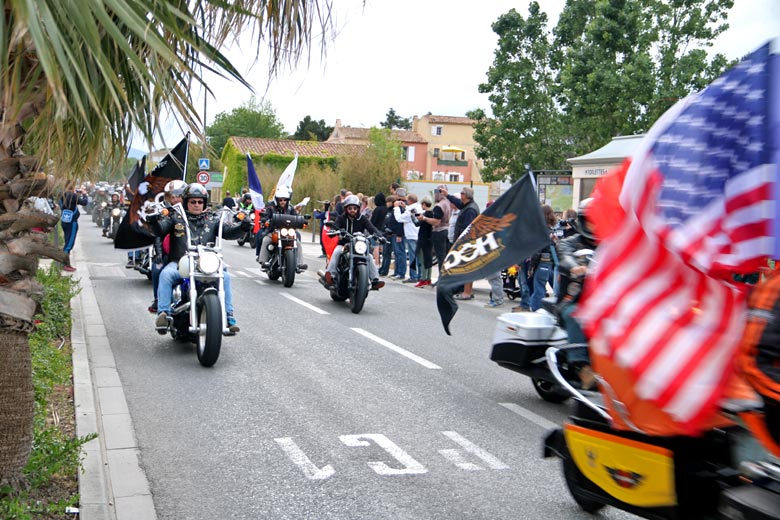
[196,171,210,185]
[198,158,210,170]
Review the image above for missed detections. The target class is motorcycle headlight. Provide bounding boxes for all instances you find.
[198,251,221,275]
[354,240,368,255]
[111,208,121,216]
[101,202,107,208]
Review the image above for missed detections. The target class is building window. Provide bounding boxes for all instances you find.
[433,148,440,158]
[432,126,443,136]
[432,171,445,181]
[447,173,462,182]
[402,146,415,162]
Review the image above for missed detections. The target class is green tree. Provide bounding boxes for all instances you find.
[290,115,333,141]
[470,4,569,182]
[206,97,285,157]
[379,108,412,130]
[0,0,334,489]
[338,128,402,196]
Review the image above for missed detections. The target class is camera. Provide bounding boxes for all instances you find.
[559,218,575,227]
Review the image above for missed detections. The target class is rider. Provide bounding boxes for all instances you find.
[146,180,186,313]
[323,195,385,291]
[556,198,599,387]
[148,183,250,334]
[238,193,254,212]
[103,191,123,235]
[256,186,308,273]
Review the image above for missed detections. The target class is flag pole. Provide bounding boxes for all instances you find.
[770,38,780,261]
[182,131,191,182]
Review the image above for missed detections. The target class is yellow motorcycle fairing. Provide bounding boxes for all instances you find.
[564,423,677,507]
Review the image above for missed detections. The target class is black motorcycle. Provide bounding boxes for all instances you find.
[103,206,125,240]
[235,209,256,248]
[318,229,382,314]
[154,204,234,367]
[261,213,308,288]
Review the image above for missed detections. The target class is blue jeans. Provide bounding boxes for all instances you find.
[61,220,78,254]
[157,261,234,315]
[392,236,407,277]
[531,261,553,311]
[405,238,419,280]
[151,261,163,300]
[561,303,587,345]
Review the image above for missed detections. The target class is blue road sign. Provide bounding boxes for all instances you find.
[198,158,210,170]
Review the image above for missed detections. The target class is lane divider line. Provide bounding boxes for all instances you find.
[351,328,441,369]
[498,402,558,430]
[279,292,330,315]
[233,270,249,277]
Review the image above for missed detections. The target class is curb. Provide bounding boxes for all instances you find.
[70,241,157,520]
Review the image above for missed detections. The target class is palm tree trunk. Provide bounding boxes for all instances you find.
[0,332,33,488]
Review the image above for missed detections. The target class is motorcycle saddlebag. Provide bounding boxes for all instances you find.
[489,311,567,369]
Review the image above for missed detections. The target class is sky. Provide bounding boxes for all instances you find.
[138,0,780,150]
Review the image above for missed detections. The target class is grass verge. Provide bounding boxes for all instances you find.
[0,264,96,519]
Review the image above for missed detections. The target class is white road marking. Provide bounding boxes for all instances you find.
[339,434,427,476]
[438,449,482,471]
[233,270,250,277]
[280,292,330,315]
[441,431,508,470]
[499,402,559,430]
[350,328,441,369]
[274,437,335,480]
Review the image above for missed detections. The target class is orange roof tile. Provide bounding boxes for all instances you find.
[426,115,476,125]
[230,137,364,157]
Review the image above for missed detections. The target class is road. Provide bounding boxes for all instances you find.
[77,221,635,519]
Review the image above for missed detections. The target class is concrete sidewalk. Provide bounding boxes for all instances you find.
[70,241,157,520]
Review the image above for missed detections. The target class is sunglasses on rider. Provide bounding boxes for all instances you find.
[277,198,289,202]
[188,199,205,205]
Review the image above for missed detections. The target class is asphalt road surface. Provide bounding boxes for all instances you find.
[79,221,636,519]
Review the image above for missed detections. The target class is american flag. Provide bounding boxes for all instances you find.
[577,41,779,434]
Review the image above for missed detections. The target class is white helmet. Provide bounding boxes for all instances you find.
[275,186,291,203]
[164,180,187,197]
[342,194,360,209]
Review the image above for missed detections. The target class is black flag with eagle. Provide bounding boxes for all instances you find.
[436,174,550,334]
[114,135,189,249]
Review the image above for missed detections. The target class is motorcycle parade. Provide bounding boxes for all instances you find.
[16,2,780,516]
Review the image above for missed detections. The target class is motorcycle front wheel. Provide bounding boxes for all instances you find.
[282,249,296,288]
[196,292,222,367]
[349,263,368,314]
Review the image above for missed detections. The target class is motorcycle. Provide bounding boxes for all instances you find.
[103,205,125,240]
[542,346,780,519]
[489,249,594,403]
[133,245,154,280]
[318,228,382,314]
[261,213,308,288]
[154,203,233,367]
[93,201,107,225]
[235,209,256,248]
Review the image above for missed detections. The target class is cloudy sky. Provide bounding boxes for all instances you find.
[141,0,780,149]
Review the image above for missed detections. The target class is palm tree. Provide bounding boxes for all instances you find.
[0,0,335,488]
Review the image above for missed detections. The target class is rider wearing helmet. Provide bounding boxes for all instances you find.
[256,185,307,272]
[555,197,599,386]
[238,193,253,212]
[148,183,250,333]
[322,194,385,291]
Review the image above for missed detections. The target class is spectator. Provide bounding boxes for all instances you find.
[59,186,88,272]
[424,184,452,286]
[389,193,407,280]
[222,190,236,209]
[447,186,480,300]
[529,205,558,311]
[414,197,434,287]
[394,192,421,283]
[370,193,388,267]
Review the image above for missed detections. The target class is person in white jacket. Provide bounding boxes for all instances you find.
[394,192,422,283]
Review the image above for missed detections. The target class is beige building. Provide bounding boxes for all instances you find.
[412,114,482,183]
[567,134,645,207]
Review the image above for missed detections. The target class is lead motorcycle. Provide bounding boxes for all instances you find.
[150,203,234,367]
[489,249,594,403]
[542,346,780,519]
[318,228,383,314]
[261,213,308,288]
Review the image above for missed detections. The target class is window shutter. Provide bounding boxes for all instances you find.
[407,146,415,162]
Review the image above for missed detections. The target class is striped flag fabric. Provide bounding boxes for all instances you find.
[247,153,265,211]
[577,41,779,435]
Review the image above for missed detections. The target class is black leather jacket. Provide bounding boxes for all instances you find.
[152,210,244,263]
[333,213,380,245]
[556,233,597,305]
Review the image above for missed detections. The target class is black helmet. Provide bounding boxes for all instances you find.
[242,193,252,203]
[182,183,209,206]
[576,198,594,240]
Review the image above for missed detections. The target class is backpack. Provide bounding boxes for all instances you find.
[61,209,74,223]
